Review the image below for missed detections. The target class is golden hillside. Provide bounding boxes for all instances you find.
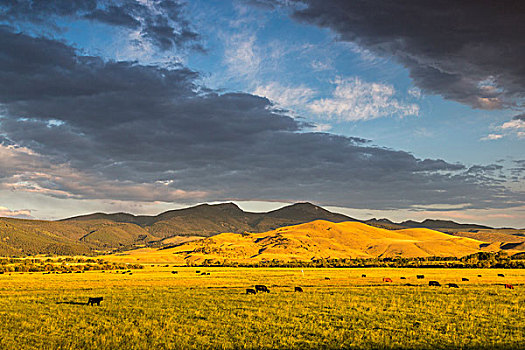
[107,220,494,264]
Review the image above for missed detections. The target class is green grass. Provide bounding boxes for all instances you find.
[0,267,523,349]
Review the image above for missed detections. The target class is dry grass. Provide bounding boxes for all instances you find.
[0,266,523,349]
[106,220,499,265]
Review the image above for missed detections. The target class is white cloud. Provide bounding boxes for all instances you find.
[253,82,316,111]
[408,87,422,99]
[501,119,525,131]
[223,33,261,79]
[484,117,525,140]
[310,123,332,132]
[481,134,504,141]
[0,206,33,219]
[310,59,332,71]
[309,77,420,121]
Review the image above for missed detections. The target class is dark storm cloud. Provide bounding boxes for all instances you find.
[0,28,522,210]
[0,0,201,51]
[513,113,525,121]
[267,0,525,110]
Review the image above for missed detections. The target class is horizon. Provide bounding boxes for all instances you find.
[0,1,524,228]
[1,200,521,229]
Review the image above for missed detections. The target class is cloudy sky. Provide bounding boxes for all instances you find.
[0,0,524,227]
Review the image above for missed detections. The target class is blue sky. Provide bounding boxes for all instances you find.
[0,0,523,226]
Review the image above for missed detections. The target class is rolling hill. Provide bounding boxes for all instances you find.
[1,202,524,257]
[0,202,357,255]
[106,220,496,264]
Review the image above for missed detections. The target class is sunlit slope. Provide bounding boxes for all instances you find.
[108,220,490,264]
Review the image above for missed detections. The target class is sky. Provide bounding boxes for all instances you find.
[0,0,524,227]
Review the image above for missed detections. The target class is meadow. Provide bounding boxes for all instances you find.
[0,266,523,349]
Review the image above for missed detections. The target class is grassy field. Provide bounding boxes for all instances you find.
[0,267,523,349]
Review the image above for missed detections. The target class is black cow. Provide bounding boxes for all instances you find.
[324,277,330,280]
[246,288,256,295]
[201,272,207,275]
[361,274,366,278]
[478,275,482,277]
[87,297,103,306]
[417,275,425,279]
[171,271,178,274]
[498,273,505,277]
[447,283,459,288]
[196,270,201,274]
[294,286,303,292]
[400,277,406,280]
[462,278,469,281]
[255,285,270,293]
[428,281,441,287]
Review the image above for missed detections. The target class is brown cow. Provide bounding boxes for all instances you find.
[383,277,393,282]
[505,284,514,289]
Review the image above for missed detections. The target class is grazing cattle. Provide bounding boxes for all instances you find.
[478,275,482,277]
[383,277,393,283]
[294,286,303,292]
[447,283,459,288]
[246,288,256,295]
[498,273,505,277]
[505,284,514,290]
[196,271,201,274]
[201,272,207,275]
[206,273,211,275]
[417,275,425,279]
[171,271,178,274]
[462,278,469,281]
[255,285,270,293]
[324,277,330,280]
[87,297,103,306]
[361,274,366,278]
[400,277,406,280]
[429,281,441,287]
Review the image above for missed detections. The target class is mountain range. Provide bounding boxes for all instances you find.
[0,202,523,256]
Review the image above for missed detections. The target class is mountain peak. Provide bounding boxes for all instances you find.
[280,202,322,211]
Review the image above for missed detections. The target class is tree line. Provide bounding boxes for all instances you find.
[193,252,525,268]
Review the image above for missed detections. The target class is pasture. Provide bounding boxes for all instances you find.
[0,267,523,349]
